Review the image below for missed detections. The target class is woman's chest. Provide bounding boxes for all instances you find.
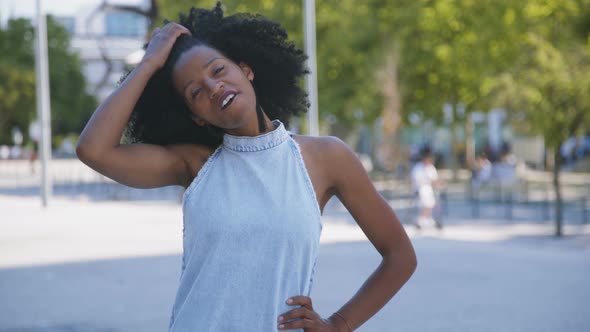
[183,147,322,243]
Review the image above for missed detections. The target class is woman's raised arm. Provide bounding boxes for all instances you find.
[76,23,201,189]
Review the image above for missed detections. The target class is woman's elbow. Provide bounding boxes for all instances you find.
[76,140,88,160]
[407,249,418,276]
[388,243,418,278]
[75,140,99,165]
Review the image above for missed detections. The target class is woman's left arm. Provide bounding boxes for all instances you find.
[324,138,417,330]
[279,137,417,331]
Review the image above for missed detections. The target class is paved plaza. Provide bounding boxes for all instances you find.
[1,194,589,331]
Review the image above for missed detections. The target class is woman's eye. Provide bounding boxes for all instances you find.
[214,66,224,74]
[191,88,201,100]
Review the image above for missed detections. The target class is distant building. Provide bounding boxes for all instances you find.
[54,1,149,101]
[105,10,145,37]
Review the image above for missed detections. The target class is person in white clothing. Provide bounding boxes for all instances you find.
[411,147,443,229]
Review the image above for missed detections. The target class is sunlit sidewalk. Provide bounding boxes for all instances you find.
[2,194,589,268]
[1,194,589,331]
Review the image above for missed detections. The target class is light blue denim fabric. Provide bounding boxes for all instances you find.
[169,120,323,331]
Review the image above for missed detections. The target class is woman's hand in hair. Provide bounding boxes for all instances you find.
[278,296,350,331]
[141,23,192,70]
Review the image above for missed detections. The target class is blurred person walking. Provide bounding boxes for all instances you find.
[411,147,444,229]
[471,153,492,190]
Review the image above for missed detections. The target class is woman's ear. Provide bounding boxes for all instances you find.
[190,113,207,127]
[239,62,254,82]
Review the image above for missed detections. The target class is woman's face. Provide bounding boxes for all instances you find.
[172,45,256,130]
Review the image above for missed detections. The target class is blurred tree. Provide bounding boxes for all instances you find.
[0,18,36,144]
[0,17,96,145]
[0,66,36,144]
[390,0,524,172]
[487,0,590,236]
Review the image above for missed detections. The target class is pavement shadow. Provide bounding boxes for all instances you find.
[496,232,590,250]
[0,255,182,332]
[1,239,589,332]
[0,324,120,332]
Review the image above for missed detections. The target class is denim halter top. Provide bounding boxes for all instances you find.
[169,120,323,331]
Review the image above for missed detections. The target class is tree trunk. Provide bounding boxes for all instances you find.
[550,112,586,236]
[372,51,402,172]
[552,149,563,237]
[450,103,459,181]
[465,113,475,170]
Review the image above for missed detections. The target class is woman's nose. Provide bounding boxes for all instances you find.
[208,80,225,100]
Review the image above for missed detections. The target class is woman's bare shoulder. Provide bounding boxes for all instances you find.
[290,134,354,181]
[291,134,349,158]
[292,134,363,177]
[290,134,345,150]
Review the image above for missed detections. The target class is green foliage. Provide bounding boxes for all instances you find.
[487,0,590,149]
[0,16,97,145]
[390,0,523,123]
[0,66,36,144]
[0,19,36,144]
[151,0,590,135]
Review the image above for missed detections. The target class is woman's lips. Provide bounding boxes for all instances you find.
[218,90,238,110]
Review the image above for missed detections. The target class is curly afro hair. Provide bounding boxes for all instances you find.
[123,2,310,147]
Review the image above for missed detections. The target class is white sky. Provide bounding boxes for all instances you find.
[0,0,141,18]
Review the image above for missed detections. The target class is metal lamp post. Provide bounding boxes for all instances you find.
[303,0,319,136]
[34,0,52,206]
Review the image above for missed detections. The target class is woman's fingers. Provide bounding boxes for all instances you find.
[286,295,314,310]
[142,23,191,70]
[278,318,314,330]
[160,22,191,36]
[278,307,315,323]
[150,23,190,41]
[278,297,319,330]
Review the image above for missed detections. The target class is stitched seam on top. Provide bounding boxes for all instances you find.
[222,137,287,152]
[288,138,323,227]
[222,137,288,153]
[222,120,288,152]
[182,146,222,203]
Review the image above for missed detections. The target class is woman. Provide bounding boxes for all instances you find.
[76,3,416,331]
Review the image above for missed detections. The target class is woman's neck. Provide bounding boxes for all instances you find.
[225,115,275,137]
